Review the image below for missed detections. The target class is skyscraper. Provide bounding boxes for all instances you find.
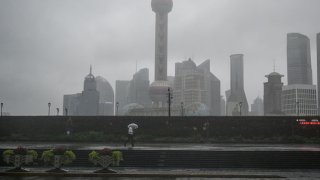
[127,68,152,107]
[250,96,264,116]
[63,93,81,116]
[220,96,226,116]
[226,54,248,116]
[198,60,221,116]
[115,80,130,115]
[151,0,172,81]
[287,33,313,85]
[149,0,173,108]
[173,59,221,116]
[63,66,100,116]
[77,66,100,116]
[317,33,320,114]
[282,84,317,116]
[264,72,284,115]
[96,76,114,116]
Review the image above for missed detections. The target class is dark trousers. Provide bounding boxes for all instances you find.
[124,134,134,147]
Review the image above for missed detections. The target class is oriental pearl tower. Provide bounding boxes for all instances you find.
[149,0,173,108]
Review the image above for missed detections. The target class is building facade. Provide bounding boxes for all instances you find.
[63,67,100,116]
[96,76,114,116]
[317,33,320,115]
[115,80,130,115]
[287,33,313,85]
[250,96,264,116]
[173,59,221,116]
[77,67,100,116]
[220,96,226,116]
[127,68,152,107]
[63,93,81,116]
[281,84,317,116]
[226,54,249,116]
[264,72,284,115]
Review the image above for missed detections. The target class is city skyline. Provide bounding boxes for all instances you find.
[1,0,320,115]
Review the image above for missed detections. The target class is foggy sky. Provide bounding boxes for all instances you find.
[0,0,320,115]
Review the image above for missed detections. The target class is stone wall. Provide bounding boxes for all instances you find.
[0,116,319,140]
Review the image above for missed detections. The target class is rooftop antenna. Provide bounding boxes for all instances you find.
[273,59,276,72]
[90,65,92,75]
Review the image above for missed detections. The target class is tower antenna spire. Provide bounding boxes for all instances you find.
[90,65,92,75]
[273,59,276,72]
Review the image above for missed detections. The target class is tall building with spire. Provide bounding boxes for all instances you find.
[63,66,99,116]
[149,0,173,108]
[78,66,99,116]
[287,33,313,85]
[226,54,249,116]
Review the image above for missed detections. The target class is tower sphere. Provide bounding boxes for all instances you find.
[151,0,173,13]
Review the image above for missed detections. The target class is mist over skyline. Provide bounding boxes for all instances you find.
[0,0,320,115]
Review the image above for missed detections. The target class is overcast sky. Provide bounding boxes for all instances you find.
[0,0,320,115]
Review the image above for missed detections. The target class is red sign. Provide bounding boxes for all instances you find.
[297,119,320,126]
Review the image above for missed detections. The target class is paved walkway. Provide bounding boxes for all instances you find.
[1,142,320,151]
[1,167,320,179]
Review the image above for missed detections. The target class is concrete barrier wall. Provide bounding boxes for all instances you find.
[0,116,319,139]
[1,148,320,169]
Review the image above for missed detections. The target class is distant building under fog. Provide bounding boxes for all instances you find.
[226,54,249,116]
[250,96,264,116]
[264,71,284,116]
[127,68,152,107]
[96,76,114,116]
[287,33,313,85]
[63,67,100,116]
[173,58,221,116]
[115,80,130,115]
[317,33,320,114]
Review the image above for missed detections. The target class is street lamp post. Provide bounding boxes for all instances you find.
[65,108,68,116]
[48,102,51,116]
[0,102,3,117]
[167,88,173,117]
[239,102,243,116]
[116,102,119,116]
[181,102,184,116]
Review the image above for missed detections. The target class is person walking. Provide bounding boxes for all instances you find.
[124,124,137,147]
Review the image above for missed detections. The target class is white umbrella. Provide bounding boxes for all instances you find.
[128,123,138,129]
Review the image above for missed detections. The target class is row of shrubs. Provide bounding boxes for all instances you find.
[2,146,123,173]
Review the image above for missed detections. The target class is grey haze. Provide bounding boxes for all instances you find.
[0,0,320,115]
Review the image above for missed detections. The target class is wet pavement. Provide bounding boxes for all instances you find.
[1,142,320,179]
[1,167,320,179]
[1,142,320,151]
